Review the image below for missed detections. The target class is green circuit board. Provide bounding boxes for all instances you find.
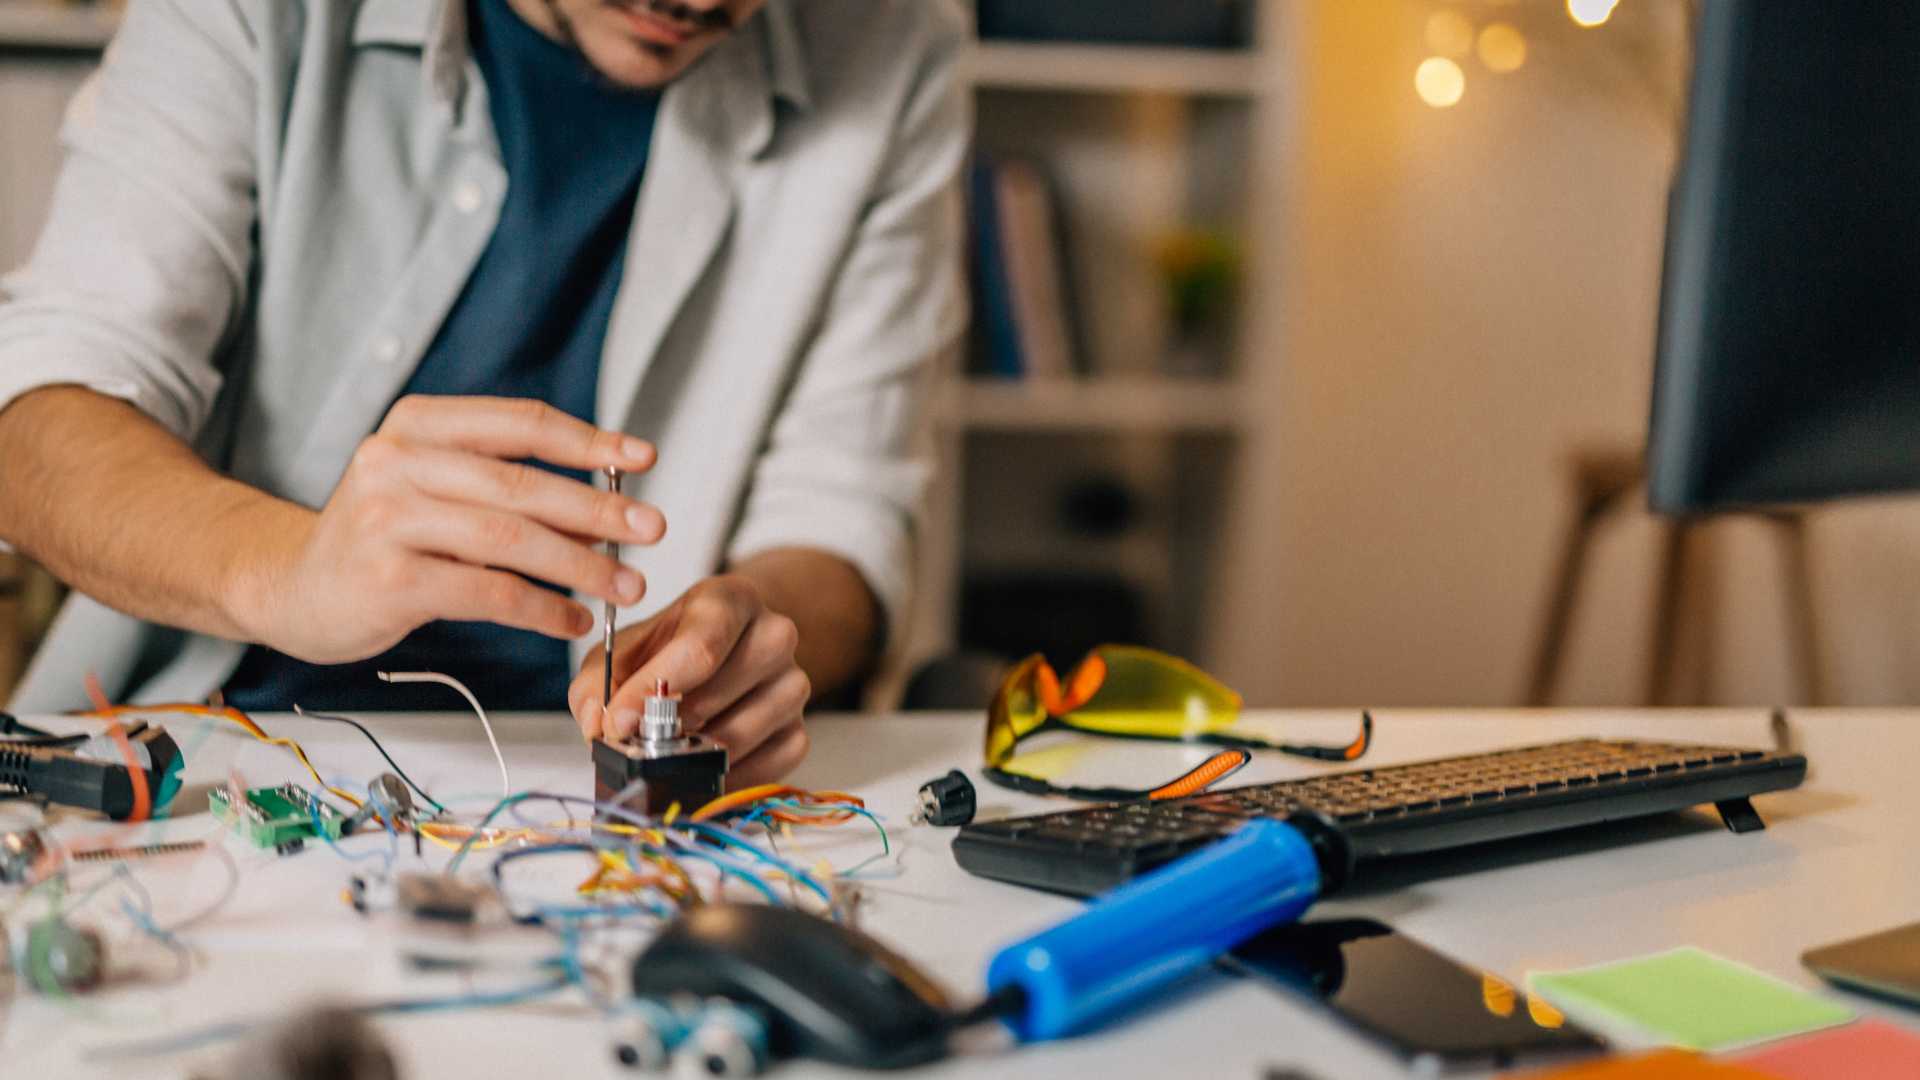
[209,783,348,849]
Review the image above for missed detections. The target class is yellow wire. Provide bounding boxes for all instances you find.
[87,703,363,810]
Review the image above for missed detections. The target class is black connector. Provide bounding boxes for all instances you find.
[0,725,182,820]
[913,770,976,827]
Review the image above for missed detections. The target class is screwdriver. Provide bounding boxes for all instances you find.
[603,466,621,715]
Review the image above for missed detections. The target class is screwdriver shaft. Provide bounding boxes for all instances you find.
[603,466,621,711]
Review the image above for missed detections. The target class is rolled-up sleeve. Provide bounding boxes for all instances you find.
[0,0,257,440]
[724,14,970,648]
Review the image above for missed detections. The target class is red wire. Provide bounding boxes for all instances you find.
[84,669,150,822]
[105,720,152,823]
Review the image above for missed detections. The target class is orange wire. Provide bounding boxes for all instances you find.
[83,672,113,712]
[1148,749,1251,800]
[689,784,867,823]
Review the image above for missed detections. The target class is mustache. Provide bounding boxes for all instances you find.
[604,0,735,33]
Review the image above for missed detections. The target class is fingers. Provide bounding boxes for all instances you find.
[393,497,646,607]
[604,588,756,738]
[411,561,595,641]
[726,722,811,790]
[569,647,608,740]
[381,395,657,474]
[702,668,811,763]
[678,611,799,725]
[401,445,666,546]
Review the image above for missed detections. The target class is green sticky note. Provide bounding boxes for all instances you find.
[1528,947,1854,1053]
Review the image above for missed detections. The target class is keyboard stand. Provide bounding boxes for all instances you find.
[1716,796,1766,833]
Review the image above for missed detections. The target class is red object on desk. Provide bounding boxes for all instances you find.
[1512,1050,1773,1079]
[1731,1020,1920,1080]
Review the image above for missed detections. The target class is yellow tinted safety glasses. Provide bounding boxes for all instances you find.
[984,645,1373,802]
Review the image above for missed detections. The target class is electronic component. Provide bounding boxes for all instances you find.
[70,840,206,864]
[209,784,349,850]
[346,773,421,855]
[0,723,182,820]
[24,916,105,994]
[911,770,975,827]
[954,738,1809,896]
[392,872,497,925]
[0,827,47,884]
[593,681,728,818]
[630,904,954,1070]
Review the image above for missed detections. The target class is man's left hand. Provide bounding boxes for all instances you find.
[568,574,812,789]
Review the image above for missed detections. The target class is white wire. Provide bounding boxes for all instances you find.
[376,670,512,797]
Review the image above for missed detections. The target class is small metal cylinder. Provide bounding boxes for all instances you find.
[641,686,683,746]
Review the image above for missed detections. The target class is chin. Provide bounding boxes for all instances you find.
[582,43,692,88]
[570,8,717,88]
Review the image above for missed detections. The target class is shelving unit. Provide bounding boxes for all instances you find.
[961,41,1267,99]
[933,376,1246,434]
[887,4,1283,707]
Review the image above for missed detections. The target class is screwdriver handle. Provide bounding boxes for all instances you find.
[985,815,1349,1042]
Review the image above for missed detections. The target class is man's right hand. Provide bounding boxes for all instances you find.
[239,395,665,664]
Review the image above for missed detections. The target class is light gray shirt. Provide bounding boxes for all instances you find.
[0,0,969,711]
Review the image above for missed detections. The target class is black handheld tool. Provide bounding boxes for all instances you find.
[0,724,182,820]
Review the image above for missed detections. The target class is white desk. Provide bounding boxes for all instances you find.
[4,708,1917,1079]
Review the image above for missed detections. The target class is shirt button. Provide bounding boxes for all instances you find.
[452,180,485,213]
[371,336,403,364]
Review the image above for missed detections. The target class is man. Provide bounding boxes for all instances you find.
[0,0,968,788]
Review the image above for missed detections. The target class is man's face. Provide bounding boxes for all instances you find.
[526,0,770,88]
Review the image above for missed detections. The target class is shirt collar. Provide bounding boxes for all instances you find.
[351,0,812,115]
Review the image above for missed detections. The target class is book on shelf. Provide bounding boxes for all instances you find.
[966,155,1087,380]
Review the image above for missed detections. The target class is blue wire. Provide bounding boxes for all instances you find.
[667,845,784,905]
[675,821,833,905]
[761,798,897,879]
[308,796,394,875]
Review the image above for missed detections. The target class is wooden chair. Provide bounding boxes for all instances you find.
[1524,447,1822,707]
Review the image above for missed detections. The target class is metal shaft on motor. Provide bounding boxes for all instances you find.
[642,680,682,746]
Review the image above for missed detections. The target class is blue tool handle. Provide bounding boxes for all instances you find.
[986,817,1340,1042]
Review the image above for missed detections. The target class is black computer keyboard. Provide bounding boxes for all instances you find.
[952,738,1807,896]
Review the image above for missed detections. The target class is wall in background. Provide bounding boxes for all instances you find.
[1212,0,1920,708]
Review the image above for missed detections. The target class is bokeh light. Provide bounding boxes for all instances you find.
[1477,23,1527,73]
[1567,0,1620,28]
[1415,57,1466,108]
[1426,10,1476,57]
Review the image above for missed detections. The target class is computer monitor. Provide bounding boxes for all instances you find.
[1646,2,1920,513]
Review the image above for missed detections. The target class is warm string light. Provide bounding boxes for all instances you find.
[1568,0,1620,29]
[1416,6,1533,108]
[1415,56,1466,109]
[1477,23,1527,74]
